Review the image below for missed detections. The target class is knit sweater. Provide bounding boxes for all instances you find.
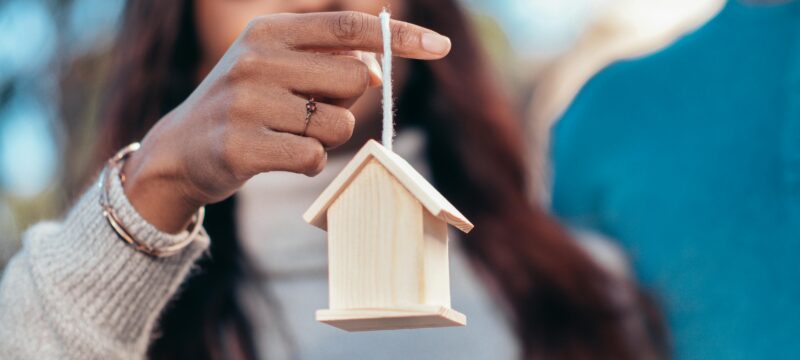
[0,167,209,359]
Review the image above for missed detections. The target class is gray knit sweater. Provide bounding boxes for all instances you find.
[0,168,209,359]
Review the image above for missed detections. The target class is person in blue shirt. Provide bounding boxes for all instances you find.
[552,0,800,358]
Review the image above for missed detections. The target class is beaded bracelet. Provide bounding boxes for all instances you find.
[99,143,205,257]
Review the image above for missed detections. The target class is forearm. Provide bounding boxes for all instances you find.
[0,168,209,359]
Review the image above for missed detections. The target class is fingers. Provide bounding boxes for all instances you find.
[324,51,382,87]
[266,95,355,148]
[242,131,328,177]
[352,51,383,87]
[258,11,451,60]
[226,48,380,101]
[287,51,376,99]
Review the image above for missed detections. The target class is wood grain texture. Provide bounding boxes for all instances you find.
[303,140,473,233]
[319,159,465,331]
[308,140,469,331]
[422,210,450,307]
[327,159,424,309]
[316,306,466,332]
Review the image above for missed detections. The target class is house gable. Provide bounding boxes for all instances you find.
[327,158,425,309]
[303,140,473,233]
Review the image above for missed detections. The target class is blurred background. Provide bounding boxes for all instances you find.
[0,0,723,266]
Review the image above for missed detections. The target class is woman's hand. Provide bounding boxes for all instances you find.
[121,11,452,233]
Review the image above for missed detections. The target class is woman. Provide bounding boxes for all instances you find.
[0,0,665,359]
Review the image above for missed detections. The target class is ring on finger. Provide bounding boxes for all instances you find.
[303,97,317,136]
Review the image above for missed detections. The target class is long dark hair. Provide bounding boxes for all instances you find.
[97,0,668,359]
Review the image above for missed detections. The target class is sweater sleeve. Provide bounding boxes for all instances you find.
[0,168,210,360]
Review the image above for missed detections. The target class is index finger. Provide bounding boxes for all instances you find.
[277,11,451,60]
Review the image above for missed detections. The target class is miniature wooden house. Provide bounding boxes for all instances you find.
[303,140,474,332]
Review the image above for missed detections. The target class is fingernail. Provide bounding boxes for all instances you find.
[422,33,451,55]
[365,53,383,85]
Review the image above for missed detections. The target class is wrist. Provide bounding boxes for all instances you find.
[122,143,202,234]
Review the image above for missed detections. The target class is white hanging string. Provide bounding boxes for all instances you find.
[379,8,394,151]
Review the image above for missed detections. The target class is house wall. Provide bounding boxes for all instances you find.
[422,211,451,307]
[327,159,425,309]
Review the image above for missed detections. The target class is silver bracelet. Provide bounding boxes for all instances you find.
[99,142,205,257]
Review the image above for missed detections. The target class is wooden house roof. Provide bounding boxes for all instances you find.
[303,140,474,233]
